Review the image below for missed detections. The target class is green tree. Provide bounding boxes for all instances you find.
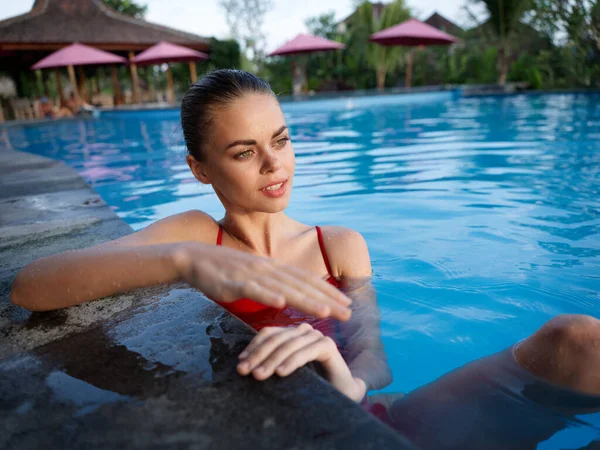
[220,0,272,72]
[170,39,241,94]
[471,0,533,84]
[528,0,600,87]
[353,0,411,90]
[305,11,338,39]
[103,0,148,19]
[304,12,344,91]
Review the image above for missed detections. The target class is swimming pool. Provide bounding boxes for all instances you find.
[3,91,600,447]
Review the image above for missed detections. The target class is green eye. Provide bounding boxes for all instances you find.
[235,150,253,160]
[276,137,290,147]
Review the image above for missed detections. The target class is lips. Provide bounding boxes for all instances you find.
[259,178,288,198]
[260,179,288,192]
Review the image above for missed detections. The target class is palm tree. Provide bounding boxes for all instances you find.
[475,0,532,84]
[355,0,411,90]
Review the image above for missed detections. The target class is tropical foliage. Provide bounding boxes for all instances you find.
[103,0,147,19]
[16,0,598,101]
[470,0,534,84]
[261,0,600,92]
[67,0,600,95]
[356,0,411,89]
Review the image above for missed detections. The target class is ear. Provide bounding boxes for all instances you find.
[186,154,212,185]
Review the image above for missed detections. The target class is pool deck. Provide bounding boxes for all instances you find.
[0,143,413,448]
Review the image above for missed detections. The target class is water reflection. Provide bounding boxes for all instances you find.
[21,288,251,416]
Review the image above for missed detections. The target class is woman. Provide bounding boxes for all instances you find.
[11,69,388,403]
[10,70,600,414]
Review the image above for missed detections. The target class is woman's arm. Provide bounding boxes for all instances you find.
[10,211,216,311]
[10,242,183,311]
[236,323,367,401]
[340,280,392,392]
[10,211,353,321]
[321,227,393,392]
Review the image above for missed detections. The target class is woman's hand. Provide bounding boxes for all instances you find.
[236,323,367,402]
[173,242,353,321]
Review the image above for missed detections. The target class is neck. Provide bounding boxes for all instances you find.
[221,211,290,256]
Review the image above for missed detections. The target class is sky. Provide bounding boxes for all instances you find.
[0,0,480,53]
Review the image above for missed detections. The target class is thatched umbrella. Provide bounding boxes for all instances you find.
[370,18,459,88]
[268,34,345,96]
[132,41,209,104]
[31,43,128,103]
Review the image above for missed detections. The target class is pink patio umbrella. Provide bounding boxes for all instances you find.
[31,43,128,103]
[268,34,345,96]
[132,41,209,104]
[370,18,459,88]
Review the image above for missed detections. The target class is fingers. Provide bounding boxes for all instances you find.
[237,324,312,376]
[285,265,352,307]
[275,336,336,377]
[227,279,286,309]
[237,324,338,381]
[273,269,352,321]
[252,274,342,319]
[238,325,287,360]
[202,249,352,321]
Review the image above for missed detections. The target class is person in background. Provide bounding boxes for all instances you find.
[65,91,93,115]
[38,96,72,119]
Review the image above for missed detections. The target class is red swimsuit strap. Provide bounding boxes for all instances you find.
[315,225,335,279]
[216,225,223,246]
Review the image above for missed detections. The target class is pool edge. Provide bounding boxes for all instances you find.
[0,145,414,449]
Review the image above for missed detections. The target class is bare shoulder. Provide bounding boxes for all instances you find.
[318,226,372,278]
[110,210,219,247]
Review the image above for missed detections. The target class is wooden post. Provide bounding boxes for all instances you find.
[146,67,155,102]
[67,65,78,99]
[33,70,42,98]
[189,61,197,83]
[291,58,302,96]
[128,51,141,104]
[77,66,88,102]
[301,59,308,94]
[166,64,175,104]
[405,49,414,89]
[55,68,64,104]
[91,76,99,95]
[42,70,50,98]
[111,65,122,105]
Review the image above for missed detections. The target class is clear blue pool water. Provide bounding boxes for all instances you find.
[3,91,600,447]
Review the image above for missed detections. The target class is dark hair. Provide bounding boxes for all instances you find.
[181,69,275,160]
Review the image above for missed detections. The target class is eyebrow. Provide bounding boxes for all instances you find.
[224,125,288,151]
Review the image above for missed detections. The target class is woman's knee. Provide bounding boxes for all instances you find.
[515,314,600,393]
[537,314,600,350]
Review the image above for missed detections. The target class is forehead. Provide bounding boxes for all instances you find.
[210,93,285,143]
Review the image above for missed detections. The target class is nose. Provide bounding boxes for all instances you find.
[259,148,282,174]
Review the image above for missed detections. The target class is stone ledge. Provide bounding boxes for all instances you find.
[0,146,413,449]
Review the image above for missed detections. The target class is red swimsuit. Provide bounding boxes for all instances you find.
[214,225,341,333]
[215,227,388,413]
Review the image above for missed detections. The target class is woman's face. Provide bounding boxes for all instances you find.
[189,93,295,214]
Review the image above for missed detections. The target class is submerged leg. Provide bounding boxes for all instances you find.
[515,314,600,395]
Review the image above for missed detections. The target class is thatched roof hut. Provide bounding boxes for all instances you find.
[424,12,464,37]
[0,0,209,52]
[0,0,210,99]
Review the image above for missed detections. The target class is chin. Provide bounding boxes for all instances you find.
[255,193,291,213]
[260,199,290,213]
